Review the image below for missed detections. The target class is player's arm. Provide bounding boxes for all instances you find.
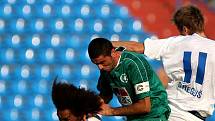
[156,68,169,88]
[112,41,144,54]
[99,97,151,116]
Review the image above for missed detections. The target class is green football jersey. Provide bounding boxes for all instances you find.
[98,51,170,121]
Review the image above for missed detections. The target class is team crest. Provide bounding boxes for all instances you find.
[120,73,128,83]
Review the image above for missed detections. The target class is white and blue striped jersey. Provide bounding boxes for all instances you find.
[144,33,215,115]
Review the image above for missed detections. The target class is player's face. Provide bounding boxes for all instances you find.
[57,109,85,121]
[92,55,115,72]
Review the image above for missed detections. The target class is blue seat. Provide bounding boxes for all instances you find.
[2,109,20,121]
[22,34,41,48]
[93,3,129,19]
[3,34,23,48]
[64,18,89,33]
[0,48,17,64]
[33,3,53,18]
[17,48,37,64]
[53,64,79,80]
[9,80,30,95]
[12,3,33,18]
[48,34,64,48]
[92,4,111,18]
[77,48,92,63]
[0,64,12,80]
[37,48,56,64]
[0,18,6,33]
[48,18,66,33]
[9,18,26,33]
[23,108,42,121]
[28,19,50,33]
[79,64,99,79]
[56,48,77,64]
[31,79,51,94]
[34,65,53,80]
[0,95,6,109]
[69,34,83,47]
[12,65,35,80]
[42,108,58,121]
[30,34,52,48]
[55,3,76,18]
[0,3,13,19]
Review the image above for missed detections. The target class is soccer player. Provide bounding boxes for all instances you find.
[88,38,170,121]
[112,5,215,121]
[51,77,102,121]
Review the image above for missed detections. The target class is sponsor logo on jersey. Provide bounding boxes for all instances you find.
[178,81,202,98]
[120,73,128,83]
[113,87,132,105]
[134,82,150,94]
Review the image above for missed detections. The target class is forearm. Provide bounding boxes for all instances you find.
[112,41,144,53]
[100,97,151,116]
[156,68,169,88]
[110,103,150,116]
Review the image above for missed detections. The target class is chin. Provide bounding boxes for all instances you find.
[105,70,111,72]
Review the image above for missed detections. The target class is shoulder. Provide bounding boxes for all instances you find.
[121,51,146,64]
[144,35,186,46]
[120,52,150,71]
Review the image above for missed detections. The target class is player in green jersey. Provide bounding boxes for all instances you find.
[88,38,170,121]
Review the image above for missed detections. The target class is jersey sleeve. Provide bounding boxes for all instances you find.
[144,38,170,60]
[126,57,152,100]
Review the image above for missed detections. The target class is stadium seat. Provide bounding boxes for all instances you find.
[0,64,11,80]
[34,64,53,80]
[37,48,55,64]
[0,48,17,64]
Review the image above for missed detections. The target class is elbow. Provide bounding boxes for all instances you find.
[141,97,151,113]
[137,98,151,113]
[145,105,151,113]
[138,103,151,114]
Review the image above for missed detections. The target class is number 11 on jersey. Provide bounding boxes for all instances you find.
[183,51,207,85]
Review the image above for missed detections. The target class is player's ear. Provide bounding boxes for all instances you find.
[111,48,115,57]
[80,114,89,121]
[82,114,87,121]
[182,26,190,35]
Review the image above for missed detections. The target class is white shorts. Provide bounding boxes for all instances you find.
[168,103,203,121]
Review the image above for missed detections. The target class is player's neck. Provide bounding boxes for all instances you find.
[113,51,121,67]
[197,32,206,38]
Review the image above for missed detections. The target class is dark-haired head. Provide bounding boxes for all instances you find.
[88,38,113,60]
[52,78,102,121]
[88,38,118,72]
[172,5,204,35]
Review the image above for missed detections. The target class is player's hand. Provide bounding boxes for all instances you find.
[98,103,113,116]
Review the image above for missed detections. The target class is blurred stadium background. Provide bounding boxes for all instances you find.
[0,0,214,121]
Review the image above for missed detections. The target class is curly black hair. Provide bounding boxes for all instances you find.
[51,77,102,117]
